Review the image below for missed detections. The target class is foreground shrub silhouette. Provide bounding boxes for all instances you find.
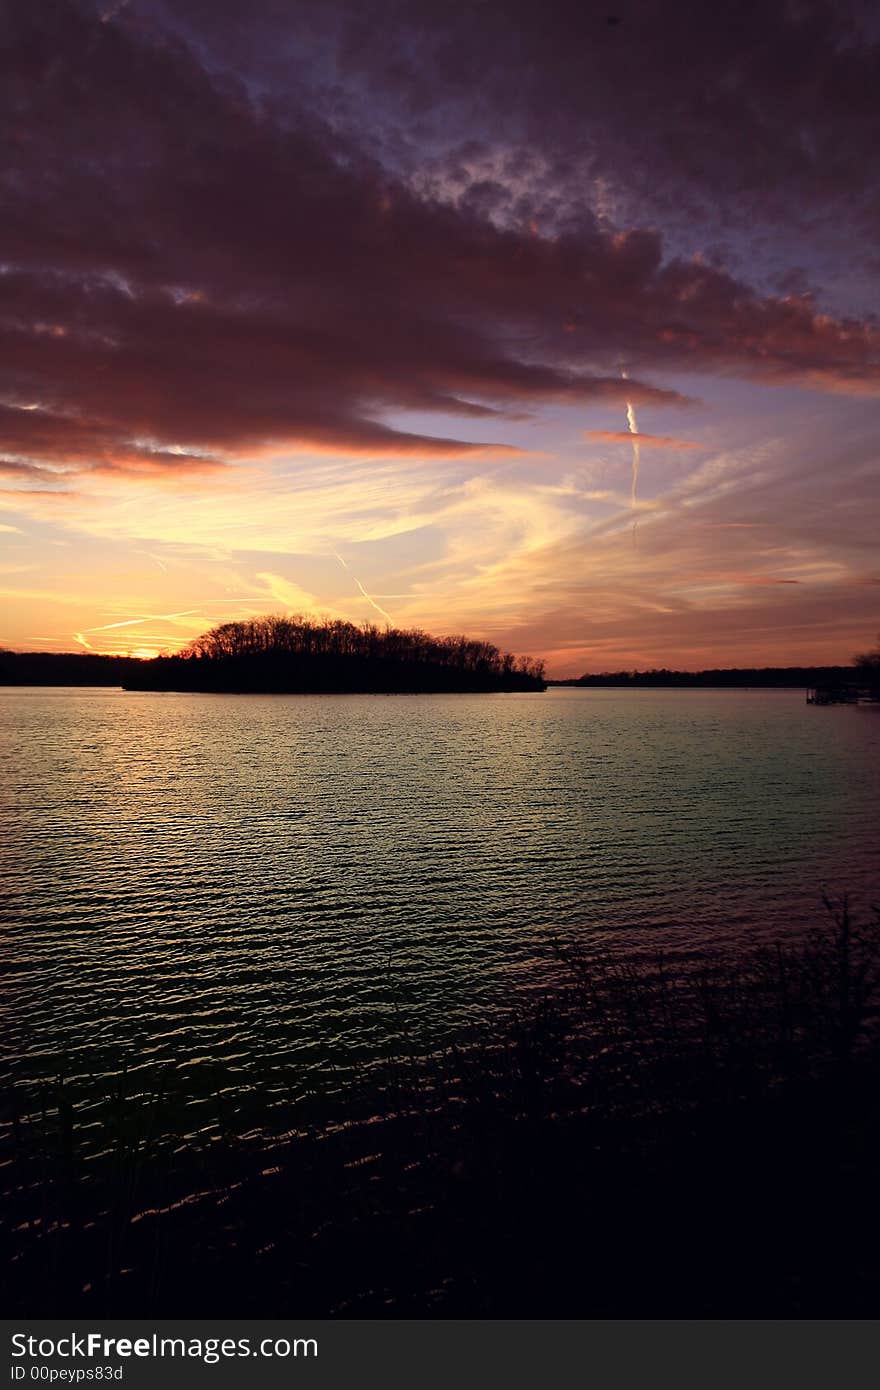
[3,897,879,1316]
[124,615,547,693]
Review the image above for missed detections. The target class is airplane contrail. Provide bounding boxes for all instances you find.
[86,608,203,633]
[334,553,393,625]
[622,369,641,533]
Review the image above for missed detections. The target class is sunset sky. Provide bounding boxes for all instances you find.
[2,0,879,674]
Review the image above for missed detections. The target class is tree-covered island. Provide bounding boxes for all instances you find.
[123,616,547,693]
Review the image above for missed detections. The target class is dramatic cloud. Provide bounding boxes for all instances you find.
[152,0,880,304]
[2,0,879,493]
[2,0,879,670]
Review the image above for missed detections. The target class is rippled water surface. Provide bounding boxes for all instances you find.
[2,686,879,1145]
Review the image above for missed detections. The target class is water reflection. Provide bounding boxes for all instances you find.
[1,686,878,1156]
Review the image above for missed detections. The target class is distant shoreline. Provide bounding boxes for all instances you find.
[0,682,833,694]
[0,651,864,692]
[551,664,858,690]
[549,680,812,689]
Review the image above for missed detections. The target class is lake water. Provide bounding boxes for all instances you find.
[2,686,879,1155]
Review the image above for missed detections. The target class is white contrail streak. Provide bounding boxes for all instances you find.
[334,553,393,625]
[622,369,641,533]
[86,609,202,633]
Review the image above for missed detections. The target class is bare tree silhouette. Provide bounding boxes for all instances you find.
[127,616,547,693]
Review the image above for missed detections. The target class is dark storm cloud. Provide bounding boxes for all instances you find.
[2,0,879,478]
[152,1,880,267]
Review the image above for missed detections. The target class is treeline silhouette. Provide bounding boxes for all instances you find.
[0,651,143,686]
[559,665,858,688]
[125,616,547,693]
[854,634,880,688]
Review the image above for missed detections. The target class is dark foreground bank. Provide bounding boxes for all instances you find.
[3,898,880,1317]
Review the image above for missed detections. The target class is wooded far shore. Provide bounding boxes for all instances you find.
[4,619,879,693]
[0,650,870,692]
